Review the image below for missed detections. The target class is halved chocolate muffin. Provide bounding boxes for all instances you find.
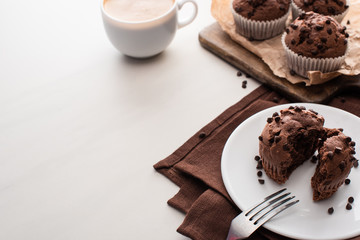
[259,106,325,184]
[311,128,356,201]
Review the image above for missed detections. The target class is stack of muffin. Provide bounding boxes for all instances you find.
[231,0,350,78]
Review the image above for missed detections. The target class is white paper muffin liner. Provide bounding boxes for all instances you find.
[231,1,291,40]
[281,33,347,78]
[291,0,350,23]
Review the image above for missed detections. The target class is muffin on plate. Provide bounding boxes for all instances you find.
[292,0,349,22]
[259,106,325,184]
[231,0,291,40]
[311,128,356,201]
[282,11,349,78]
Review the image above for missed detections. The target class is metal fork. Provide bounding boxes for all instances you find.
[226,188,299,240]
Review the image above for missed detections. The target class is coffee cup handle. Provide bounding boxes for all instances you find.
[177,0,198,29]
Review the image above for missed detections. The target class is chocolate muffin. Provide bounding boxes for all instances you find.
[282,12,348,77]
[231,0,291,40]
[311,128,356,201]
[259,106,325,184]
[292,0,349,22]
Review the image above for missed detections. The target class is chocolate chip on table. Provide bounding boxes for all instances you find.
[257,171,263,177]
[346,203,352,210]
[199,132,206,139]
[256,160,263,169]
[258,179,265,184]
[245,73,251,78]
[254,155,261,161]
[345,33,349,38]
[267,117,273,123]
[345,178,351,185]
[348,197,354,203]
[237,71,243,77]
[347,20,351,25]
[328,207,334,214]
[242,80,247,89]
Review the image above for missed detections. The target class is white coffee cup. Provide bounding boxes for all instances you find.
[101,0,198,58]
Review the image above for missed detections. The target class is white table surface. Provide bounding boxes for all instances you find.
[0,0,260,239]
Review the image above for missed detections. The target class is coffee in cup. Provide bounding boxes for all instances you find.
[101,0,198,58]
[104,0,175,22]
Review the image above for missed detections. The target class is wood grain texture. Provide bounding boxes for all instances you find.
[199,22,360,103]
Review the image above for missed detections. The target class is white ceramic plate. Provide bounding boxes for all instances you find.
[221,103,360,240]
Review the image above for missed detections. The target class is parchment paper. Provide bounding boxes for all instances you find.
[211,0,360,85]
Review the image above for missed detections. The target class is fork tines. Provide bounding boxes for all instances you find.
[245,188,299,226]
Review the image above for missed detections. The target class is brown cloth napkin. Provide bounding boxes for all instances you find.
[154,85,360,240]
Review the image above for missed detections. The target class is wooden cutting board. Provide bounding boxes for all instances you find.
[199,22,360,103]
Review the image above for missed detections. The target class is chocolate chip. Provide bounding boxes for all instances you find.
[309,109,318,115]
[345,5,349,9]
[348,197,354,203]
[300,27,308,33]
[272,112,279,117]
[299,13,306,20]
[235,7,243,12]
[306,39,314,44]
[317,44,323,49]
[256,160,263,169]
[327,6,336,15]
[346,203,352,210]
[335,147,342,153]
[267,117,273,123]
[328,151,334,159]
[236,71,242,77]
[347,20,351,25]
[257,171,263,177]
[344,39,348,45]
[285,28,290,34]
[339,161,346,171]
[351,149,356,154]
[338,128,344,132]
[275,136,281,143]
[345,178,351,185]
[258,179,265,184]
[269,138,274,144]
[283,144,290,151]
[350,141,356,147]
[326,19,331,24]
[315,25,324,31]
[354,160,359,168]
[288,106,294,109]
[290,23,298,30]
[327,28,333,35]
[199,132,206,138]
[346,137,352,142]
[275,116,280,122]
[290,69,296,76]
[345,33,349,38]
[242,80,247,89]
[254,155,260,161]
[258,136,263,141]
[291,39,296,45]
[321,37,327,43]
[328,207,334,214]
